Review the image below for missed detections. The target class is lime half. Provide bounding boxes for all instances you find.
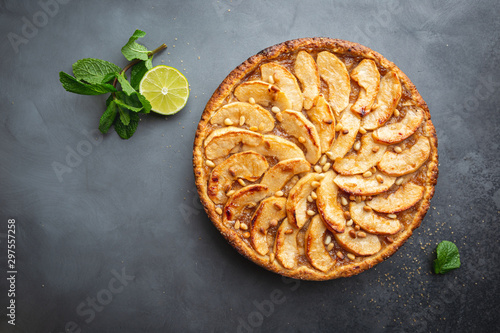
[139,65,189,115]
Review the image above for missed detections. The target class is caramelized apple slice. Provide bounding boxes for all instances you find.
[377,136,431,176]
[273,218,299,269]
[350,59,380,116]
[294,51,320,110]
[334,172,396,196]
[260,158,311,193]
[250,197,287,255]
[223,185,269,225]
[234,80,291,111]
[306,95,336,153]
[317,51,351,116]
[372,106,424,144]
[333,134,387,175]
[349,202,401,235]
[305,215,335,272]
[210,102,275,132]
[261,63,303,111]
[362,71,402,130]
[286,173,324,228]
[316,171,346,233]
[335,226,382,256]
[279,110,321,164]
[367,182,425,213]
[204,127,262,160]
[328,109,360,160]
[244,135,305,161]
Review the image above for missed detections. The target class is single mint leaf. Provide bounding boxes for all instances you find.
[114,91,143,112]
[72,58,122,85]
[121,29,150,61]
[101,72,117,84]
[59,72,117,95]
[130,61,149,90]
[434,241,461,274]
[145,56,153,70]
[117,73,136,95]
[117,105,131,126]
[114,111,139,139]
[99,99,118,133]
[137,92,151,114]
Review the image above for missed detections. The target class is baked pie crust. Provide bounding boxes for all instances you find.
[193,38,438,280]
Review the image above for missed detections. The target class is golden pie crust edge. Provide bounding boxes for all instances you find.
[193,38,439,281]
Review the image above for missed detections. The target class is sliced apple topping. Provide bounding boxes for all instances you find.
[204,127,262,160]
[328,109,361,160]
[361,71,402,130]
[208,151,269,204]
[349,202,401,235]
[210,102,275,132]
[316,171,346,233]
[294,50,320,110]
[334,172,396,196]
[244,135,305,161]
[306,95,336,153]
[317,51,351,116]
[367,182,425,213]
[223,184,269,225]
[305,215,336,272]
[333,134,387,175]
[250,197,287,255]
[286,173,324,228]
[279,110,321,164]
[274,218,299,269]
[261,63,303,111]
[372,106,424,144]
[234,80,291,111]
[334,225,381,256]
[260,158,311,193]
[350,59,380,116]
[377,136,431,176]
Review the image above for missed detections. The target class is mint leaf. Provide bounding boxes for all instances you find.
[117,73,136,96]
[137,93,151,114]
[114,91,143,112]
[434,241,461,274]
[130,61,148,90]
[101,72,117,84]
[117,105,131,126]
[72,58,122,85]
[59,72,117,95]
[99,98,118,133]
[114,112,139,139]
[121,29,150,61]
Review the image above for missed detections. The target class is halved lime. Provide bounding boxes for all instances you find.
[139,65,189,115]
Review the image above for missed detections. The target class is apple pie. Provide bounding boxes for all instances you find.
[193,38,438,280]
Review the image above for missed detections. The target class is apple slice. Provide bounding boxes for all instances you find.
[349,202,401,235]
[204,127,262,160]
[334,172,396,196]
[350,59,380,116]
[261,63,303,111]
[260,158,311,193]
[279,110,321,164]
[367,182,425,213]
[234,80,291,111]
[210,102,275,132]
[372,106,424,144]
[333,134,387,175]
[286,173,324,228]
[377,136,431,176]
[273,218,299,269]
[317,51,351,116]
[294,50,320,110]
[250,197,287,255]
[362,71,402,130]
[223,184,269,225]
[305,215,335,272]
[328,109,361,160]
[244,135,305,161]
[306,95,336,153]
[208,151,269,204]
[316,170,346,233]
[334,226,381,256]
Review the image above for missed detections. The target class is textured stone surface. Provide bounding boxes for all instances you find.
[0,1,499,332]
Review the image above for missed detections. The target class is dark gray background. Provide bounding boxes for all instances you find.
[1,0,499,332]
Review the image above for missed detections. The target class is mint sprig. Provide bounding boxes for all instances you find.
[434,240,461,274]
[59,29,167,139]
